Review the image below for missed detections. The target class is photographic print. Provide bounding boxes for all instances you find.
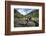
[14,8,39,27]
[5,1,45,35]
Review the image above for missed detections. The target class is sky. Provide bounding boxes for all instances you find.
[15,8,35,15]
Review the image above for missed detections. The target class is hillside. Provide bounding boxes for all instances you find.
[14,9,39,27]
[14,9,39,18]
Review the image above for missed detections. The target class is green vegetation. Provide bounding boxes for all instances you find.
[14,9,39,27]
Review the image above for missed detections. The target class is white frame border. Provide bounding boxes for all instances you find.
[11,5,42,32]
